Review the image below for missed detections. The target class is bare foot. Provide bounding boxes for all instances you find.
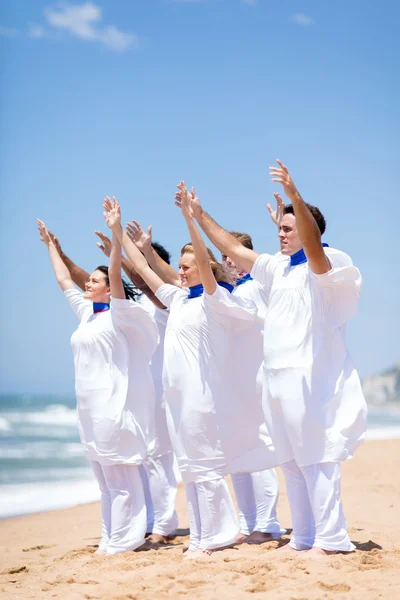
[93,548,107,555]
[235,533,247,544]
[243,531,275,545]
[183,549,204,561]
[272,543,301,554]
[305,547,339,557]
[146,533,169,545]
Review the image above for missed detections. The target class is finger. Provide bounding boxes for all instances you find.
[132,220,142,232]
[97,242,105,251]
[271,178,284,183]
[147,225,152,237]
[266,203,273,214]
[276,159,288,172]
[175,201,183,209]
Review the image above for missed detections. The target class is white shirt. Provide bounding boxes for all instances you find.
[65,289,158,466]
[139,294,173,458]
[155,283,276,485]
[251,247,368,467]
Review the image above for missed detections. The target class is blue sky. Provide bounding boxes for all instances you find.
[0,0,399,394]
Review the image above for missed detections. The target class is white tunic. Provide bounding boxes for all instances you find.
[251,247,367,467]
[65,289,158,466]
[155,284,276,485]
[139,294,173,458]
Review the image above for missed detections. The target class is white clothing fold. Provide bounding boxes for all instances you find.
[140,454,178,536]
[91,460,147,554]
[281,459,355,552]
[185,478,240,551]
[65,290,158,466]
[251,248,367,467]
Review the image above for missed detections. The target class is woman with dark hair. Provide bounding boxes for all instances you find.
[105,189,275,559]
[37,202,158,555]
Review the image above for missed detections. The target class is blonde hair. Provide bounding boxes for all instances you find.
[229,231,253,250]
[180,243,233,285]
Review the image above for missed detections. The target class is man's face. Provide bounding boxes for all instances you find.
[278,214,303,256]
[221,254,240,277]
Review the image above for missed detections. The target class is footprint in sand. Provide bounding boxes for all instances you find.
[318,581,351,592]
[2,566,28,575]
[23,545,55,552]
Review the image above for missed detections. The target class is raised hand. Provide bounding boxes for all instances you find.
[175,185,202,220]
[126,220,152,253]
[266,192,285,227]
[103,196,121,231]
[37,219,52,247]
[95,231,112,257]
[269,159,299,201]
[175,181,194,220]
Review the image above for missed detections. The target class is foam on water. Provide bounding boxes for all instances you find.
[0,478,100,519]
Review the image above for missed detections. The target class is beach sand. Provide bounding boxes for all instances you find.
[1,439,399,600]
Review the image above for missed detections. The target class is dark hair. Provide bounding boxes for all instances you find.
[95,266,139,301]
[151,242,171,264]
[229,231,253,250]
[283,204,326,235]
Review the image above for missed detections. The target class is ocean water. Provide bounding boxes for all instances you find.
[0,394,399,519]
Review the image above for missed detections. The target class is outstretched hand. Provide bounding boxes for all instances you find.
[37,219,52,248]
[95,231,112,257]
[269,159,299,201]
[266,192,285,227]
[103,196,121,231]
[126,220,152,252]
[175,185,202,220]
[175,181,193,220]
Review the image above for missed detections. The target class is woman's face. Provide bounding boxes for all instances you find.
[83,270,111,303]
[178,253,201,288]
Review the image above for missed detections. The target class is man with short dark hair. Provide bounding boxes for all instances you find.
[180,160,367,556]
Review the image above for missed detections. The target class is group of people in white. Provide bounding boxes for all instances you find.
[37,159,367,559]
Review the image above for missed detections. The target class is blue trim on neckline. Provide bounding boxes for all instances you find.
[290,243,329,267]
[93,302,110,314]
[236,273,253,286]
[187,281,234,299]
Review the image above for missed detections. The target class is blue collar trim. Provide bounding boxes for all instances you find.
[236,273,253,286]
[290,243,329,267]
[187,281,234,299]
[93,302,110,314]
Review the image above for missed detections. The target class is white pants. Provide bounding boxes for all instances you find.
[91,461,147,555]
[281,460,355,552]
[185,477,240,551]
[231,469,283,536]
[140,453,178,536]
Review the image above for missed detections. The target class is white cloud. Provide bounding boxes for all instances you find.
[28,24,46,39]
[0,25,19,38]
[44,2,137,51]
[290,13,314,26]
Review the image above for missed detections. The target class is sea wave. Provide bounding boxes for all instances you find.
[0,442,83,460]
[1,404,77,426]
[0,477,100,519]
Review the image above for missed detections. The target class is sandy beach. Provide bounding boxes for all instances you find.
[1,438,399,600]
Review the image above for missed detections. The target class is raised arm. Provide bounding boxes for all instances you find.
[175,188,259,274]
[177,182,217,295]
[126,221,181,287]
[37,220,74,291]
[269,159,330,274]
[102,198,125,299]
[103,200,165,296]
[48,230,89,291]
[95,230,166,310]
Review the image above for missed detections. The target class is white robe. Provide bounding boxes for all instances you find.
[251,247,367,467]
[139,294,173,458]
[155,283,276,485]
[65,289,158,465]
